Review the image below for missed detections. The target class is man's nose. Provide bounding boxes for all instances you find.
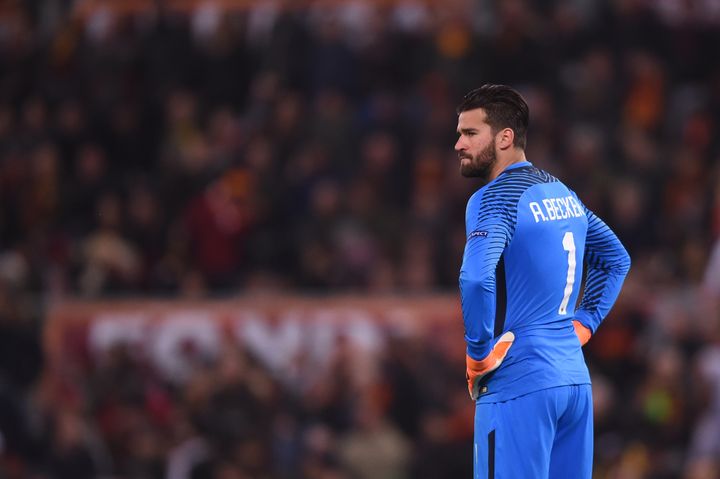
[455,137,465,151]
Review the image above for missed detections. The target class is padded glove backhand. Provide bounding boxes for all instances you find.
[573,320,592,346]
[466,331,515,401]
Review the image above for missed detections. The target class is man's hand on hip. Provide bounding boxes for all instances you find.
[573,320,592,346]
[466,331,515,401]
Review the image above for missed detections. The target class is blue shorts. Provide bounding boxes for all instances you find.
[473,384,593,479]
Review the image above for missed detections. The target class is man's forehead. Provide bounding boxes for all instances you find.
[457,108,488,128]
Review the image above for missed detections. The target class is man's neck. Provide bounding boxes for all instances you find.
[489,150,527,181]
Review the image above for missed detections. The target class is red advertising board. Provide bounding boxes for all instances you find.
[45,295,463,382]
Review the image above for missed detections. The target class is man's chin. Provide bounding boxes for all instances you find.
[461,164,488,179]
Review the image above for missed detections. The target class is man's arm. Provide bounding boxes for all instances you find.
[574,206,631,337]
[461,193,517,400]
[460,200,512,360]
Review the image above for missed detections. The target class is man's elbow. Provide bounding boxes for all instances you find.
[607,244,631,276]
[460,270,494,294]
[619,248,631,275]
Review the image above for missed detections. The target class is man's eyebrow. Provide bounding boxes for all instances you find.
[458,128,477,134]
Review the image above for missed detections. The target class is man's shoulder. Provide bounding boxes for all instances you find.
[484,166,560,202]
[496,165,559,186]
[467,166,568,215]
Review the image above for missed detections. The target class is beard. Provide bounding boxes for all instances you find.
[460,138,496,180]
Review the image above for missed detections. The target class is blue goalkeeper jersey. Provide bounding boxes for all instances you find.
[460,161,630,403]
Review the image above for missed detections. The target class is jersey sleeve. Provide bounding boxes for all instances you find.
[460,194,514,361]
[574,205,631,333]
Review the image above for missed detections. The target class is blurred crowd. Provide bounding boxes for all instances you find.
[3,315,474,479]
[1,0,720,477]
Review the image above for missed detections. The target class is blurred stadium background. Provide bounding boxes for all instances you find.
[0,0,719,478]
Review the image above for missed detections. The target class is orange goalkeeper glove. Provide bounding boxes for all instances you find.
[573,320,592,346]
[466,331,515,401]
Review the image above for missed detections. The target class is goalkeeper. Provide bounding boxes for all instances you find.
[454,85,630,479]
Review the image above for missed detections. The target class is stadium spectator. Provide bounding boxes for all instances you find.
[0,1,717,477]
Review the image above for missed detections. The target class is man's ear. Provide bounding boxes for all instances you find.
[496,128,515,150]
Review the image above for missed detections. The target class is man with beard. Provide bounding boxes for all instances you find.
[454,84,631,479]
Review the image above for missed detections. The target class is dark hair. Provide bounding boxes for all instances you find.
[456,84,529,149]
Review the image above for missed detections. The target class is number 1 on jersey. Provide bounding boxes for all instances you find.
[559,232,576,315]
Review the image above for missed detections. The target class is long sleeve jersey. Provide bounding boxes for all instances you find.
[460,161,630,403]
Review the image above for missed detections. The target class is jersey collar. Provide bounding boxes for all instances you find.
[478,161,533,191]
[500,161,532,175]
